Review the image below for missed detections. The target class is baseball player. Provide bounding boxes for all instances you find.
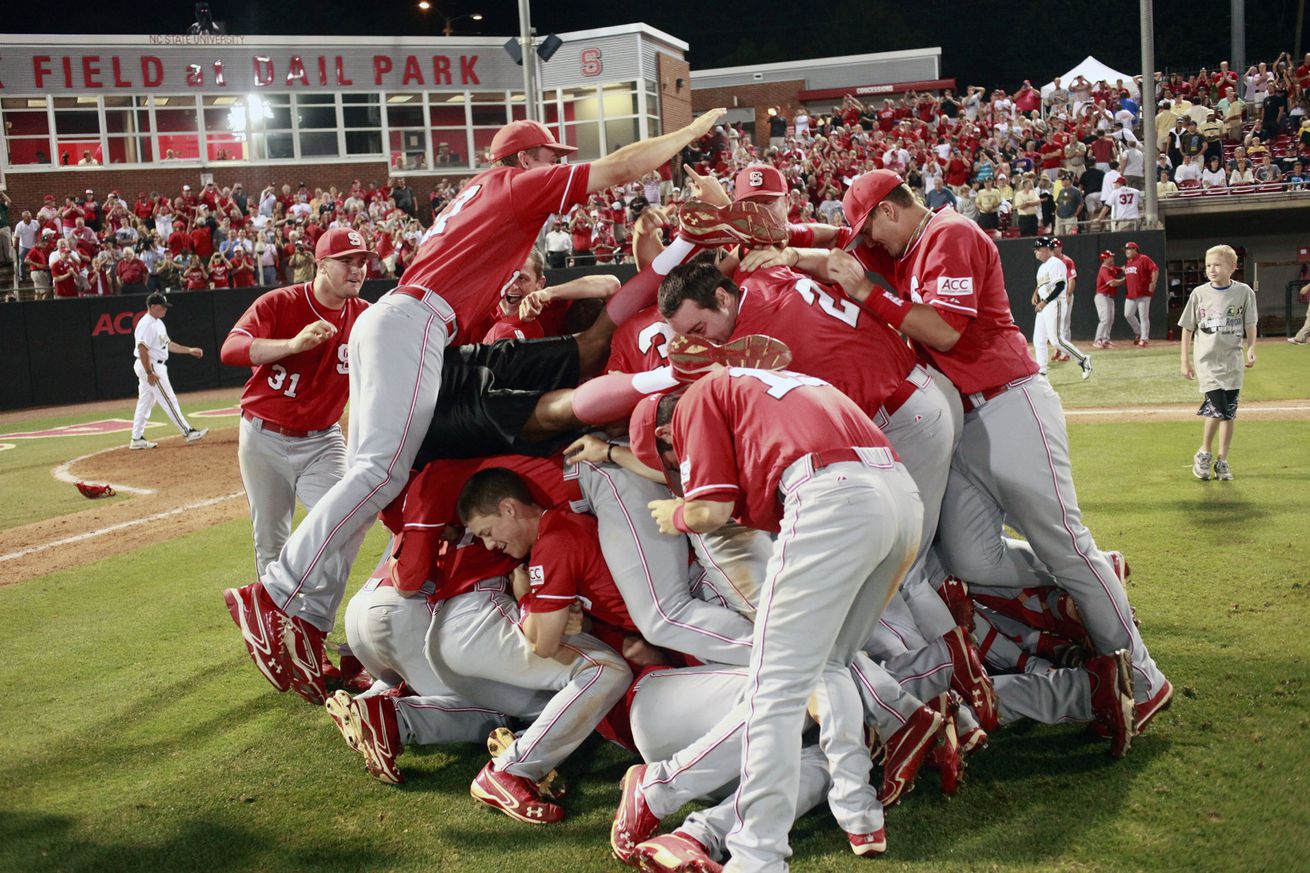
[1052,237,1077,351]
[225,109,728,705]
[614,368,923,868]
[1031,237,1092,379]
[482,249,621,342]
[1121,241,1158,347]
[1092,250,1124,348]
[803,170,1171,737]
[219,227,372,575]
[128,291,208,450]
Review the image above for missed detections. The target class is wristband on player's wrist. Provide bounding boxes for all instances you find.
[866,288,910,329]
[671,503,694,534]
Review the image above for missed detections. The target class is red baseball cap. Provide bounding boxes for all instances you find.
[733,165,787,201]
[1099,249,1115,259]
[44,194,55,201]
[315,227,374,260]
[1124,241,1139,250]
[488,120,577,163]
[842,170,904,232]
[627,394,665,473]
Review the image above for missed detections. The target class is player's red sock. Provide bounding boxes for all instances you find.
[604,236,698,325]
[570,368,678,424]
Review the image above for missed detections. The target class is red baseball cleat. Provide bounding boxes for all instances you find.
[612,764,662,864]
[284,617,328,705]
[936,574,975,629]
[943,626,1000,732]
[667,333,792,383]
[958,724,989,756]
[677,198,790,248]
[1134,678,1174,736]
[847,828,888,857]
[325,690,405,784]
[487,727,567,800]
[926,693,963,796]
[633,832,723,873]
[1087,649,1135,758]
[876,702,944,806]
[471,760,564,824]
[223,582,291,693]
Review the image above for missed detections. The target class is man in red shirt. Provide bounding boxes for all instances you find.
[115,247,149,295]
[796,170,1169,741]
[1092,249,1124,348]
[49,238,81,298]
[482,249,620,342]
[190,219,214,262]
[229,250,257,288]
[1120,241,1158,347]
[220,227,371,578]
[26,230,56,299]
[225,110,727,709]
[613,369,922,865]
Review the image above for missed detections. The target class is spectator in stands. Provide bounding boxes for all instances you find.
[767,107,788,149]
[925,176,957,210]
[230,249,257,288]
[139,234,167,292]
[49,238,81,298]
[1217,87,1246,140]
[544,219,571,269]
[1013,177,1041,236]
[27,229,56,299]
[13,209,39,283]
[1054,175,1084,235]
[255,231,279,286]
[1254,153,1283,183]
[1046,77,1070,114]
[288,241,315,282]
[182,254,208,291]
[569,210,595,267]
[975,177,1002,231]
[1120,137,1146,190]
[1201,156,1229,188]
[116,247,148,295]
[1110,176,1143,230]
[1158,168,1179,198]
[1262,84,1290,136]
[207,252,231,289]
[1175,155,1204,186]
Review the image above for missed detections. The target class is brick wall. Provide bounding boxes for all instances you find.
[691,80,806,148]
[656,54,693,133]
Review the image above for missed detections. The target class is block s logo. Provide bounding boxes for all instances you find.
[679,458,692,490]
[347,230,365,248]
[580,49,603,78]
[937,276,973,296]
[748,170,765,188]
[528,565,545,588]
[337,345,350,374]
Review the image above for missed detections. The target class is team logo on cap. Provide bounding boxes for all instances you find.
[348,230,364,248]
[748,170,765,188]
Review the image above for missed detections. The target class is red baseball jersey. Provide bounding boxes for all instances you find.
[401,163,591,338]
[1122,255,1157,298]
[521,508,637,633]
[388,455,572,600]
[228,283,368,431]
[729,265,915,415]
[673,368,891,532]
[850,209,1039,395]
[1059,254,1077,282]
[482,298,571,343]
[1095,264,1122,296]
[605,304,675,374]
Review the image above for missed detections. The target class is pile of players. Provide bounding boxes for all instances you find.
[219,111,1173,873]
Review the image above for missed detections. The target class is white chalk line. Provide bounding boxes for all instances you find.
[52,446,158,496]
[0,490,246,564]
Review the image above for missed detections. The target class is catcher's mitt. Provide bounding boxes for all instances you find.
[76,481,116,499]
[677,198,790,248]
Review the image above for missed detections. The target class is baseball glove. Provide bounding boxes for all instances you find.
[76,481,116,499]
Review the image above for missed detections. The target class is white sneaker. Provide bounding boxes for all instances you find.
[1289,337,1307,345]
[1080,358,1093,380]
[1192,450,1212,480]
[185,428,209,444]
[1213,458,1233,481]
[129,438,157,450]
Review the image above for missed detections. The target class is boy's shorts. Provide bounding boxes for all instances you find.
[1198,388,1240,421]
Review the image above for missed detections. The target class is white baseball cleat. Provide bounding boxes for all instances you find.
[1079,358,1093,380]
[129,438,157,450]
[185,427,209,444]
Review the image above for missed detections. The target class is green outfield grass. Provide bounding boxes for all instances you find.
[2,347,1307,872]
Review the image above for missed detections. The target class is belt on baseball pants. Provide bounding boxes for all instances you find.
[960,375,1036,414]
[780,446,898,496]
[242,410,333,439]
[879,364,933,419]
[390,283,459,341]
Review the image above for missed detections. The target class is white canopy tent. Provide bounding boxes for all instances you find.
[1042,56,1139,98]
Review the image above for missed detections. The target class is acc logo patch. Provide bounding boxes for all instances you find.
[937,276,973,296]
[528,565,545,588]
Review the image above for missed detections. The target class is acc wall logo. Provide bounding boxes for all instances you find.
[91,310,146,336]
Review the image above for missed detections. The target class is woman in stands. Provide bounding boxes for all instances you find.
[206,252,230,289]
[1229,155,1256,186]
[1201,156,1229,189]
[183,255,208,291]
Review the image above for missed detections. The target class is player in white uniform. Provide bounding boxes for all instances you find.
[1031,238,1092,379]
[128,292,208,449]
[1108,177,1142,230]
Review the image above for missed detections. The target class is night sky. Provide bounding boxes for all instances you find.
[6,1,1303,92]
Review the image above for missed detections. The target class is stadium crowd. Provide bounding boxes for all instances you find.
[4,51,1308,300]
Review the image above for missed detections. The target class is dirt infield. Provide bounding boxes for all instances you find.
[1,427,248,583]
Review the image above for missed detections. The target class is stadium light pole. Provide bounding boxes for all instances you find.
[1231,0,1246,73]
[518,0,538,121]
[1140,0,1158,227]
